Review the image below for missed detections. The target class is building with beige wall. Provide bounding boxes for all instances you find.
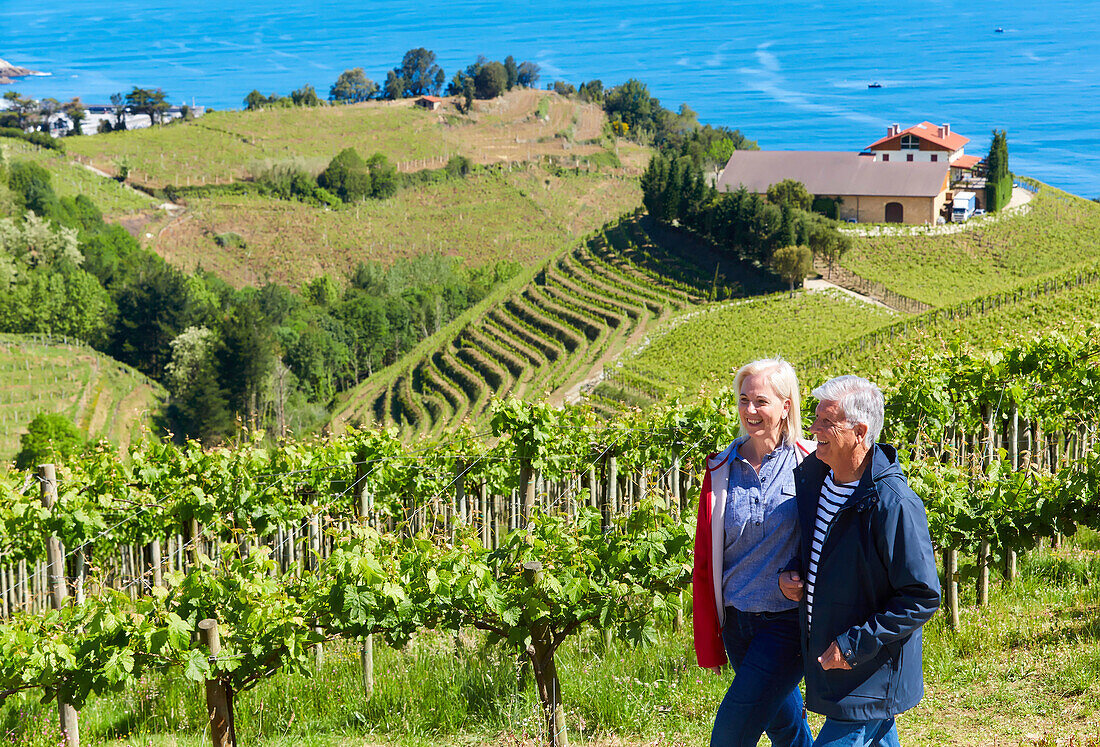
[716,150,950,225]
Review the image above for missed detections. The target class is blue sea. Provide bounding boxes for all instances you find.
[3,0,1099,196]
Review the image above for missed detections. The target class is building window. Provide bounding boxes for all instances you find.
[907,154,914,162]
[901,134,919,149]
[931,154,938,162]
[882,153,889,162]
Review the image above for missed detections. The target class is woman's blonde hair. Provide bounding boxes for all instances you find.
[733,357,803,446]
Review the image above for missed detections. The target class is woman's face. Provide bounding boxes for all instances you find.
[738,373,790,444]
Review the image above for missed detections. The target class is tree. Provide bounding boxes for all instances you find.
[577,80,604,103]
[317,148,372,202]
[125,87,169,125]
[766,179,813,211]
[517,61,541,88]
[37,98,60,133]
[109,93,127,129]
[244,90,268,110]
[383,70,405,101]
[474,61,507,99]
[330,68,378,103]
[771,244,814,295]
[604,79,654,134]
[61,97,86,135]
[290,84,321,107]
[504,55,519,90]
[218,299,277,426]
[985,129,1012,212]
[14,413,86,470]
[394,48,444,97]
[366,153,398,198]
[164,326,232,442]
[461,76,474,113]
[2,91,37,129]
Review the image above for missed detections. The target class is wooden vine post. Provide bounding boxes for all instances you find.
[522,561,568,747]
[198,619,235,747]
[39,464,79,747]
[354,459,375,700]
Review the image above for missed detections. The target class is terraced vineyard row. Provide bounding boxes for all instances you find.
[336,214,777,437]
[0,334,166,459]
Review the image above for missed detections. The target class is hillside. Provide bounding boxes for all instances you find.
[839,184,1100,306]
[330,214,783,436]
[145,165,641,288]
[51,89,647,288]
[579,181,1100,415]
[0,333,165,461]
[64,90,636,186]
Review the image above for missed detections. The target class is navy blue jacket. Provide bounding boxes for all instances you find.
[788,444,941,721]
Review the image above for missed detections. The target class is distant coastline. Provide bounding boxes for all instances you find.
[0,56,48,85]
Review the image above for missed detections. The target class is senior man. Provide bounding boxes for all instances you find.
[778,375,940,747]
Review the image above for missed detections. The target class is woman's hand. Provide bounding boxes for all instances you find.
[778,570,804,601]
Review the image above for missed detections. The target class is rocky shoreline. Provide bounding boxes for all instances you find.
[0,56,48,85]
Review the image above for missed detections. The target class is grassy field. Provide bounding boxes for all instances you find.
[810,273,1100,383]
[841,186,1100,306]
[4,531,1097,746]
[0,334,165,461]
[149,166,642,288]
[2,140,156,217]
[64,90,619,187]
[594,289,896,408]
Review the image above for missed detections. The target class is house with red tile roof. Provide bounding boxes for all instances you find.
[715,121,985,225]
[866,121,969,165]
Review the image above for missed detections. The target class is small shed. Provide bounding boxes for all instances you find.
[415,95,443,111]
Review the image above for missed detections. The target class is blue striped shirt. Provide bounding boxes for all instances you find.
[721,436,802,612]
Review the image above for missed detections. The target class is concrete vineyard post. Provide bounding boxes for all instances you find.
[198,619,235,747]
[39,464,80,747]
[1007,406,1019,584]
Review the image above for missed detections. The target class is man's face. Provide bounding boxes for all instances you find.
[809,399,865,471]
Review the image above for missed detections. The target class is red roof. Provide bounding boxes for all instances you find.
[951,154,981,170]
[419,95,444,103]
[867,121,970,151]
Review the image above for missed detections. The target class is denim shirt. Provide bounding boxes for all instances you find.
[721,436,802,613]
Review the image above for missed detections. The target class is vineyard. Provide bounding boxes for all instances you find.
[63,90,622,189]
[149,165,642,288]
[0,334,164,461]
[3,327,1100,745]
[840,184,1100,306]
[330,213,782,437]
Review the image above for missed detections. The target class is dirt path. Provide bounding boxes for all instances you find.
[804,277,894,310]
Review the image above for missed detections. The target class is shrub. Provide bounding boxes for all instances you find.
[213,232,246,248]
[474,61,508,99]
[317,147,372,202]
[14,412,87,470]
[0,127,64,151]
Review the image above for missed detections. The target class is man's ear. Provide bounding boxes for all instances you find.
[854,423,869,443]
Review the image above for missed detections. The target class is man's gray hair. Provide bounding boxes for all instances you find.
[811,375,884,446]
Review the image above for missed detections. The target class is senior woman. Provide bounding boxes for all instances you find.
[693,357,814,747]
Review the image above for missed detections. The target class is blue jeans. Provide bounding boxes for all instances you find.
[813,718,901,747]
[711,606,813,747]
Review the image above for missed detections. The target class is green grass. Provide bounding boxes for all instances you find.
[0,333,165,461]
[841,186,1100,306]
[151,166,641,288]
[811,274,1100,382]
[64,90,619,188]
[4,532,1098,746]
[2,140,155,217]
[604,289,896,402]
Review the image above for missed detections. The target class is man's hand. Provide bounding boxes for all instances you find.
[778,570,804,601]
[707,665,722,675]
[818,640,853,670]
